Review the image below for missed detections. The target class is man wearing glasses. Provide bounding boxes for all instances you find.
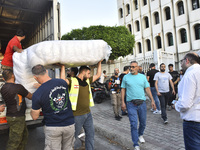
[175,53,200,150]
[121,61,156,150]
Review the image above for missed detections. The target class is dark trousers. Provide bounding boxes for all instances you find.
[6,116,28,150]
[158,92,169,121]
[183,121,200,150]
[168,87,177,106]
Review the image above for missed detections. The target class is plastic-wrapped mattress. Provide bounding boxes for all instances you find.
[13,40,111,108]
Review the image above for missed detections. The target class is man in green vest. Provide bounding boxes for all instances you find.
[60,60,102,150]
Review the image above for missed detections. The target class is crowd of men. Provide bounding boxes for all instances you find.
[0,29,200,150]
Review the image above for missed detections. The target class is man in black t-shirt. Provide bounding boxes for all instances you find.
[147,63,161,114]
[1,69,32,150]
[168,64,180,109]
[119,66,129,115]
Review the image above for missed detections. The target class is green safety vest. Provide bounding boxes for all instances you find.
[69,77,94,111]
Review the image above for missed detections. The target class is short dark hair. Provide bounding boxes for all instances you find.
[79,66,91,73]
[130,61,138,64]
[16,29,25,37]
[71,67,78,76]
[103,70,106,74]
[2,69,13,81]
[32,64,46,75]
[149,63,155,68]
[123,66,129,71]
[168,64,173,67]
[160,63,165,68]
[184,53,200,64]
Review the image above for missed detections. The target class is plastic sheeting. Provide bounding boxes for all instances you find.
[13,40,112,108]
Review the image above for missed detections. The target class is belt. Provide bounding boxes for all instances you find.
[183,120,200,124]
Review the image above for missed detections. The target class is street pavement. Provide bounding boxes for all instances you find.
[91,98,185,150]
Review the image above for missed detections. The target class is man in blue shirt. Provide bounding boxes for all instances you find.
[30,64,75,150]
[121,61,156,150]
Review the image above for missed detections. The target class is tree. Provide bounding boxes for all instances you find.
[61,25,135,60]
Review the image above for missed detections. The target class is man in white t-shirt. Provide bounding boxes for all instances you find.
[154,63,175,124]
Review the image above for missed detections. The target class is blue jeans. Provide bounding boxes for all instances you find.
[183,121,200,150]
[127,101,147,147]
[150,87,160,110]
[74,112,94,150]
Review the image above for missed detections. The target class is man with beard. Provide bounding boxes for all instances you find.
[108,68,122,121]
[154,63,175,124]
[60,61,102,150]
[121,61,156,150]
[175,53,200,150]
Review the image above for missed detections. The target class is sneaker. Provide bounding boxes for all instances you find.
[153,110,161,114]
[139,135,145,143]
[134,146,140,150]
[118,115,122,119]
[164,120,168,124]
[115,116,121,121]
[150,108,154,112]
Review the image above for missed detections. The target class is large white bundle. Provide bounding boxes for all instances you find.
[13,40,112,108]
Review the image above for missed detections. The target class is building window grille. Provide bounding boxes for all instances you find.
[178,1,184,15]
[156,36,162,49]
[126,4,130,15]
[138,42,142,53]
[128,24,132,33]
[145,17,149,28]
[143,0,147,6]
[146,39,151,51]
[134,0,138,10]
[136,21,140,31]
[180,29,187,43]
[167,33,174,46]
[192,0,200,10]
[154,12,159,24]
[165,7,171,20]
[194,24,200,40]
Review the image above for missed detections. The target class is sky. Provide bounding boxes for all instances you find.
[58,0,118,36]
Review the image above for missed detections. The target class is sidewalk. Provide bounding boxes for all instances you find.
[91,99,185,150]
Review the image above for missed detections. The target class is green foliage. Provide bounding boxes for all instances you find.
[61,25,135,60]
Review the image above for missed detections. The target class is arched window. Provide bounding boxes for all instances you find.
[138,42,142,53]
[143,0,147,6]
[134,0,138,10]
[194,24,200,40]
[192,0,200,10]
[146,39,151,51]
[165,7,171,20]
[154,12,159,24]
[177,1,184,15]
[136,21,140,31]
[126,4,130,15]
[180,29,187,43]
[128,24,132,33]
[167,33,173,46]
[156,36,162,49]
[119,8,123,18]
[144,17,149,28]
